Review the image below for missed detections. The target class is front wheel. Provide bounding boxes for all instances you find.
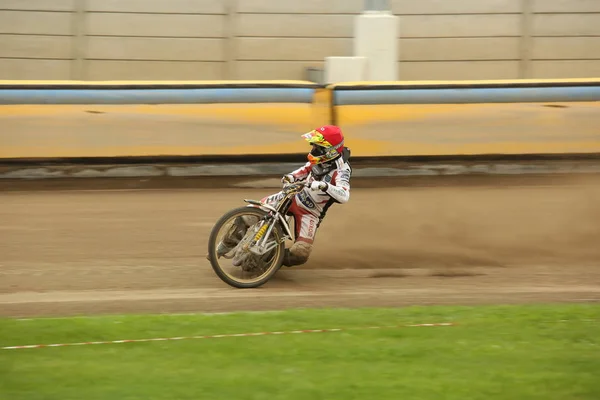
[207,206,285,288]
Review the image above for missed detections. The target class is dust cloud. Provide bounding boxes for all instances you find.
[308,175,600,270]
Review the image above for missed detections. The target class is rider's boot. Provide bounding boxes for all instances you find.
[282,241,312,267]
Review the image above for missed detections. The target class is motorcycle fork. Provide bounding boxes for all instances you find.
[255,196,294,247]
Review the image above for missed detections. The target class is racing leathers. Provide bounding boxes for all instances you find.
[262,153,352,267]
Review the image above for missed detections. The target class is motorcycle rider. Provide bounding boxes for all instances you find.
[210,125,351,267]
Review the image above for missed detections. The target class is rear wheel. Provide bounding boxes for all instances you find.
[207,206,285,288]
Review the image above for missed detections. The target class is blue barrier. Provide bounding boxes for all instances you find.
[4,79,599,106]
[334,86,600,105]
[0,88,316,105]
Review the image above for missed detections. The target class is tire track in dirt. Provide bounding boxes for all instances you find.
[1,175,599,317]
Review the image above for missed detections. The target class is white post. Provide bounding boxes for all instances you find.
[353,0,398,81]
[324,57,368,84]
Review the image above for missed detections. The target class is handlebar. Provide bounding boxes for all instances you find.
[282,180,309,195]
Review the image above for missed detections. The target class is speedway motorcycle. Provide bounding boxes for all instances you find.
[206,179,309,288]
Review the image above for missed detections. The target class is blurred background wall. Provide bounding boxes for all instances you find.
[1,0,599,81]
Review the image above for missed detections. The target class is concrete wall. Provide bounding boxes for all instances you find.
[1,0,599,81]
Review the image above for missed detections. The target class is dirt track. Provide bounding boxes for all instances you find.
[1,175,599,317]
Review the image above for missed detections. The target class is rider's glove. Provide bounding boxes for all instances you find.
[310,181,328,192]
[281,174,295,185]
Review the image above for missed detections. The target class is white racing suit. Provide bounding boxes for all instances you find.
[261,154,352,267]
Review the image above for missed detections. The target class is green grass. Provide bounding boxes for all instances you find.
[1,304,599,400]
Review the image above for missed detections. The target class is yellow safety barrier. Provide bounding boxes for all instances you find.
[1,78,598,159]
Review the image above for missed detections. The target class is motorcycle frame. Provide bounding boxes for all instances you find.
[242,178,310,253]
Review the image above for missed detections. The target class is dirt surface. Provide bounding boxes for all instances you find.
[1,175,599,317]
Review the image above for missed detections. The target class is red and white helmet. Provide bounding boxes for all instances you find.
[301,125,345,165]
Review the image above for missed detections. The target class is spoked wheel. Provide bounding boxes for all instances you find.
[207,206,285,288]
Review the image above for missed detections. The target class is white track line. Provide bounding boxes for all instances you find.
[1,323,454,350]
[15,310,285,321]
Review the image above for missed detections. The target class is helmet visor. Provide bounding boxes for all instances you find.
[301,130,333,148]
